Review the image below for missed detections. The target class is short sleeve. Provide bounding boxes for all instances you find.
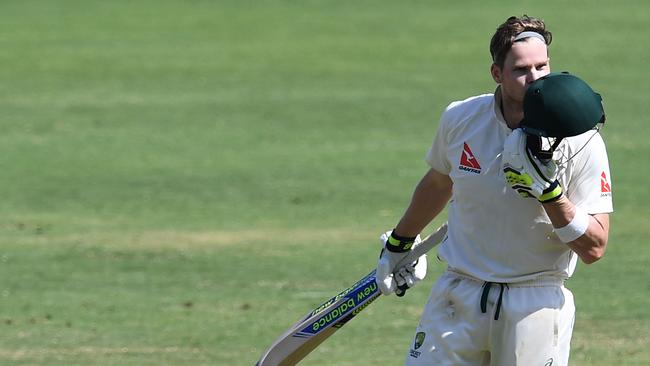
[425,108,452,174]
[565,132,613,214]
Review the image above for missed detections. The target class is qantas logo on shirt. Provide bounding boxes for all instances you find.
[459,142,481,174]
[600,171,612,197]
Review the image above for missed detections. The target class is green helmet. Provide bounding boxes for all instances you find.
[521,72,605,138]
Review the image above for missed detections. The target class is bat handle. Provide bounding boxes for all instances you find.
[395,222,448,268]
[395,284,408,297]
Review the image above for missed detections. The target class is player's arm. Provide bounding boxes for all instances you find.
[376,168,451,296]
[502,129,611,264]
[393,168,453,237]
[543,197,609,264]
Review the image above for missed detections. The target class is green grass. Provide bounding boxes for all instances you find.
[0,0,648,365]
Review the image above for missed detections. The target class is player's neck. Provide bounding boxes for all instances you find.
[496,89,524,129]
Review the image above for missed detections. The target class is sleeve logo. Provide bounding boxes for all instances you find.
[600,171,612,196]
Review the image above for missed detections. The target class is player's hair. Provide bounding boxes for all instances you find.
[490,15,552,68]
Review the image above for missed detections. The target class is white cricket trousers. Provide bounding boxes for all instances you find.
[405,270,575,366]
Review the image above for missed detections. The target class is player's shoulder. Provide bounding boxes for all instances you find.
[564,130,608,157]
[442,93,495,126]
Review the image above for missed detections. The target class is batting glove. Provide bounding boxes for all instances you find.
[376,230,427,297]
[502,129,562,203]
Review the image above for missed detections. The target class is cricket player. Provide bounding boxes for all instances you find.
[376,15,613,365]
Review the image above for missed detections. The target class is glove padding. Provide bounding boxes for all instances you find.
[376,231,427,296]
[502,129,563,202]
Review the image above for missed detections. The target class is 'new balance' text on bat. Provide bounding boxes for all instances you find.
[255,224,448,366]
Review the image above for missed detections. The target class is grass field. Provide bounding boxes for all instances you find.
[0,0,648,365]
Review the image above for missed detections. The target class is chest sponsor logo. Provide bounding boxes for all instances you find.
[459,142,481,174]
[600,171,612,197]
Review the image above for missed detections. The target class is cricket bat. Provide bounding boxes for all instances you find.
[255,223,448,366]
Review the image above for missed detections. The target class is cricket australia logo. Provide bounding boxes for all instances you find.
[414,332,426,350]
[459,142,481,174]
[409,332,426,358]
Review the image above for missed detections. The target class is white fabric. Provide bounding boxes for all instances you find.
[376,232,428,295]
[405,271,575,366]
[554,205,590,243]
[502,128,560,199]
[425,92,613,282]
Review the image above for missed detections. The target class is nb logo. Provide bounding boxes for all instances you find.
[544,358,554,366]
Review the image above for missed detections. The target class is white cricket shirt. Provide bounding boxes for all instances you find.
[426,92,613,282]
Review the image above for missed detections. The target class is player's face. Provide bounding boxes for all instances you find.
[492,38,550,105]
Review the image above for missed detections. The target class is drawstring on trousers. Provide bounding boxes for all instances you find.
[480,282,508,320]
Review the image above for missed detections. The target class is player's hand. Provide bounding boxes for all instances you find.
[376,231,427,296]
[502,129,563,203]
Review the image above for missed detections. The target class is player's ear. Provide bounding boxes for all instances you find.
[491,63,501,84]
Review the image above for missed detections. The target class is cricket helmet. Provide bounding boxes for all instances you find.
[521,72,605,138]
[520,72,605,161]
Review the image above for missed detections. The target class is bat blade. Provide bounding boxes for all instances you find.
[255,223,448,366]
[256,270,380,366]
